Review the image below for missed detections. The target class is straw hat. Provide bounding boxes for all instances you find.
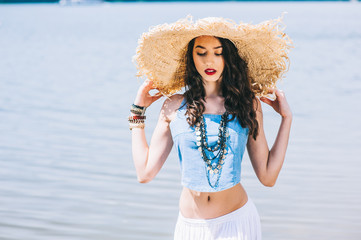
[134,15,293,97]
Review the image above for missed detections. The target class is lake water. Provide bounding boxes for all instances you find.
[0,2,360,240]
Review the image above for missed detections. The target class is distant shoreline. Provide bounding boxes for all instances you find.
[0,0,355,4]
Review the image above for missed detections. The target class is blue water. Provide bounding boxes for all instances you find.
[0,2,360,240]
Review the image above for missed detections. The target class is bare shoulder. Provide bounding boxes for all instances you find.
[160,94,184,123]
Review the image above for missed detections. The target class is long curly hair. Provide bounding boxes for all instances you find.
[183,37,259,140]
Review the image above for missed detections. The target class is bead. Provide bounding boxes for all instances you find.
[196,112,229,188]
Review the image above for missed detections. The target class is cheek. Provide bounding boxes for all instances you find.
[193,56,202,70]
[218,58,225,71]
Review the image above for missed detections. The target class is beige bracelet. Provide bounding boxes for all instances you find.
[129,122,145,130]
[128,119,145,124]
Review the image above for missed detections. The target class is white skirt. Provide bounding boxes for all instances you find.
[174,198,262,240]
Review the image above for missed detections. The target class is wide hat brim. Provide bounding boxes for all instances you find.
[134,15,293,97]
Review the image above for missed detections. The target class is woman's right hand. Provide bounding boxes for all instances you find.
[134,80,163,108]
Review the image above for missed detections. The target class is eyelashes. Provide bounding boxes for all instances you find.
[196,53,223,56]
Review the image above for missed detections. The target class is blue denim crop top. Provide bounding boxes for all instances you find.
[169,97,249,192]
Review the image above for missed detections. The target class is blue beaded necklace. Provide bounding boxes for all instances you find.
[195,112,229,189]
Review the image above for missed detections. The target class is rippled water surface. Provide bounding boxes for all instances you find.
[0,2,360,240]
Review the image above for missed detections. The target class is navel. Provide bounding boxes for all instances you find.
[208,196,211,202]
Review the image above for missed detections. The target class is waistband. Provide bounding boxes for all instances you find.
[178,198,255,226]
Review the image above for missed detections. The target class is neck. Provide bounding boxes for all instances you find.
[203,79,222,98]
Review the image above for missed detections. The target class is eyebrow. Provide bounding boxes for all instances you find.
[195,45,223,49]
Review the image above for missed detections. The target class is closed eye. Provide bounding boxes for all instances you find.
[197,53,206,56]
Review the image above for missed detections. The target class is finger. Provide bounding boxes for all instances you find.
[148,81,161,91]
[151,94,163,103]
[143,80,153,89]
[153,91,163,97]
[275,89,285,99]
[260,97,273,106]
[142,81,159,93]
[263,88,276,100]
[266,88,276,94]
[150,90,163,98]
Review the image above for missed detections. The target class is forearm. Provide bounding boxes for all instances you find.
[266,116,292,183]
[130,80,168,183]
[131,128,150,180]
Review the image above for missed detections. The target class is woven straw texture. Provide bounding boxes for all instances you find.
[134,16,293,97]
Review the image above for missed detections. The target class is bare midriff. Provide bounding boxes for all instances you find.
[179,183,248,219]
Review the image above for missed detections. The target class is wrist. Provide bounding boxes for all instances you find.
[133,99,145,108]
[281,109,292,119]
[134,89,148,107]
[129,104,147,130]
[281,114,292,123]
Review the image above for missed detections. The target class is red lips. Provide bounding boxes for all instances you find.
[205,68,217,75]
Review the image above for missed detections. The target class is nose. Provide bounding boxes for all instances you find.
[204,54,215,66]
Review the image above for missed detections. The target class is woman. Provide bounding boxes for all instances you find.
[129,17,292,240]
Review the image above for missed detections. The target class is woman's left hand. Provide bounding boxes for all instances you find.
[260,89,292,119]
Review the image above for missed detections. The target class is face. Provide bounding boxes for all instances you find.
[192,36,224,83]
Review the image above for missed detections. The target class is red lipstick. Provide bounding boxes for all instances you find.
[205,68,216,75]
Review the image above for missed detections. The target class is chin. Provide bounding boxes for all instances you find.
[202,75,222,82]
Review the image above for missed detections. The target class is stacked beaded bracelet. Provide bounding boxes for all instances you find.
[130,104,146,116]
[129,104,146,130]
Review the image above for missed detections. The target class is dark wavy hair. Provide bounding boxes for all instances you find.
[183,37,259,140]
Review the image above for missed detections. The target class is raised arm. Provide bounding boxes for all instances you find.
[131,80,177,183]
[247,89,292,187]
